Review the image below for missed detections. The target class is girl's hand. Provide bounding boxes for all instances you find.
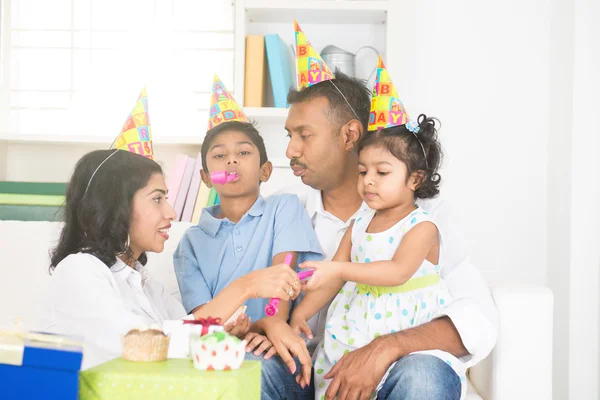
[290,314,313,340]
[298,261,344,292]
[246,263,301,300]
[224,313,250,339]
[244,332,277,359]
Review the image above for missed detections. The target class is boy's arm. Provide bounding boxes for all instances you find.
[247,251,298,336]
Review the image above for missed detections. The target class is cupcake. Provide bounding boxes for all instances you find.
[190,331,246,371]
[122,326,170,362]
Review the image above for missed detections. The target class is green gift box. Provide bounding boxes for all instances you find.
[79,358,261,400]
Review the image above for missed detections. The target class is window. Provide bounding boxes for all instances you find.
[1,0,235,139]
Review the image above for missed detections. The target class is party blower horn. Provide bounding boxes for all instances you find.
[210,170,238,184]
[265,254,315,316]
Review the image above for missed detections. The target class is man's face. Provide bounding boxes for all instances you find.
[284,97,349,191]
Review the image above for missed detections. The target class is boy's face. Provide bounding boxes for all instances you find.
[201,130,271,199]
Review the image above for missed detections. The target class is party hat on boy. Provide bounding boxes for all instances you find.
[368,56,410,131]
[110,86,154,159]
[294,20,335,90]
[207,75,249,131]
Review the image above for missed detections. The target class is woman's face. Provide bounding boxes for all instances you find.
[128,173,176,258]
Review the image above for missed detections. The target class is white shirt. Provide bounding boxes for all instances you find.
[280,185,498,367]
[43,253,186,369]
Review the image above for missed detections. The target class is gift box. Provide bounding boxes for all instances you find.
[0,331,83,400]
[79,358,261,400]
[162,319,224,359]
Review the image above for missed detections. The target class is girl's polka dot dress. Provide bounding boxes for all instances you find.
[313,208,467,400]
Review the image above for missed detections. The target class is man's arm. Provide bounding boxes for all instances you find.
[371,316,467,363]
[370,258,497,366]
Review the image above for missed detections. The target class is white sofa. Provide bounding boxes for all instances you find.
[0,221,553,399]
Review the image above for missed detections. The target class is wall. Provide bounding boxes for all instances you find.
[568,0,600,398]
[548,0,574,397]
[389,0,550,287]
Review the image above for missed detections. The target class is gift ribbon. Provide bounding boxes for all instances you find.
[0,330,83,366]
[183,317,222,335]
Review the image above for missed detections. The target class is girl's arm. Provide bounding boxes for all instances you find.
[291,225,353,324]
[334,221,439,286]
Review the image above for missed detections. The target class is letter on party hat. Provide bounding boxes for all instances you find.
[368,56,410,131]
[294,21,335,90]
[208,75,249,131]
[110,87,154,159]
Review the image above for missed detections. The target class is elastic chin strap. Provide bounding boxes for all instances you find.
[327,80,360,121]
[83,149,120,196]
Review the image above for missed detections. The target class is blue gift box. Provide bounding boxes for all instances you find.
[0,332,83,400]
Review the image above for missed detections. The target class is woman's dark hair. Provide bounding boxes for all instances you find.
[201,121,268,172]
[50,149,163,272]
[357,114,443,199]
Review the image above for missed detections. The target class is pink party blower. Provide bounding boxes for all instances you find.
[265,255,314,317]
[210,170,238,184]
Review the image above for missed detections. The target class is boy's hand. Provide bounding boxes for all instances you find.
[224,313,250,339]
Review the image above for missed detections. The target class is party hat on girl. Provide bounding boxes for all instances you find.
[294,20,335,90]
[368,56,410,131]
[110,87,154,159]
[207,75,249,130]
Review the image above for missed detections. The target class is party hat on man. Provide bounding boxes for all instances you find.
[294,20,335,90]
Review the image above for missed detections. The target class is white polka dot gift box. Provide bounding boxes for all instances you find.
[190,331,246,371]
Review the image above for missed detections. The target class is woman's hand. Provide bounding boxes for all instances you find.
[299,261,344,292]
[224,312,250,339]
[246,263,301,300]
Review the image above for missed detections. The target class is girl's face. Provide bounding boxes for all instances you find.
[202,130,272,199]
[128,173,176,258]
[357,145,420,210]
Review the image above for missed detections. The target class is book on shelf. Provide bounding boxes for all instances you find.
[166,154,189,208]
[180,152,203,223]
[173,157,196,221]
[265,34,294,108]
[244,35,267,107]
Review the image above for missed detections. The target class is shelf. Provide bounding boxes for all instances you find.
[244,0,388,25]
[245,106,289,123]
[0,134,203,146]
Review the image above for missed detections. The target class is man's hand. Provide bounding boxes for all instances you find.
[324,338,396,400]
[262,318,313,388]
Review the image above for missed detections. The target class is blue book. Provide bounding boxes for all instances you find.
[265,34,294,108]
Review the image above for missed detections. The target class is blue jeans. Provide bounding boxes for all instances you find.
[378,354,462,400]
[248,353,461,400]
[245,353,314,400]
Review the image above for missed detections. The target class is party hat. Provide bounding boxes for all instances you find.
[110,87,154,159]
[294,20,335,90]
[368,56,410,131]
[207,75,249,131]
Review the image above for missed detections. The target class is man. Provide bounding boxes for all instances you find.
[250,24,497,400]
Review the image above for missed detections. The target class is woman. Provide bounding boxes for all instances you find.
[45,149,302,369]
